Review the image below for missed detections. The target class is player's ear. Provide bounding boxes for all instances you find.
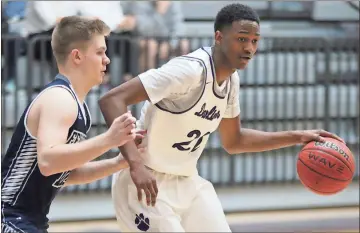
[70,49,82,65]
[214,30,223,45]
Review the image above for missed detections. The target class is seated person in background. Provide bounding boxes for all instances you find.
[1,0,27,93]
[122,1,190,76]
[80,1,139,85]
[23,1,79,85]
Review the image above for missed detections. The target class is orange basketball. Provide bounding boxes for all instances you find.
[297,137,355,195]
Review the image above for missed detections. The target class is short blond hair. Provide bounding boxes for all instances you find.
[51,16,111,64]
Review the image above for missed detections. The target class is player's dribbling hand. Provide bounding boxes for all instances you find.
[106,111,137,147]
[294,129,345,144]
[130,164,158,207]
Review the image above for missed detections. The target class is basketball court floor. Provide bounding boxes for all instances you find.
[48,206,359,232]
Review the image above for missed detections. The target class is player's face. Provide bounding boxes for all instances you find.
[80,34,110,86]
[219,20,260,70]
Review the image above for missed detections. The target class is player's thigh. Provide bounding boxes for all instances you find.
[182,180,231,232]
[112,169,185,232]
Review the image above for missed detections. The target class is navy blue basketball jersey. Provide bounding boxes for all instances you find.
[1,74,91,229]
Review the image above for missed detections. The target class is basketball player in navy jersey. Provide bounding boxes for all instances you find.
[1,16,145,233]
[99,4,344,232]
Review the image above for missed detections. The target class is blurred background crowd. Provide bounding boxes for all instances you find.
[1,0,191,93]
[1,1,359,232]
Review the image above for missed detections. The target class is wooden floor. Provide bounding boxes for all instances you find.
[48,206,360,232]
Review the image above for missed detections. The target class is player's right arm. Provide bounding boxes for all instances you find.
[218,74,344,154]
[35,87,137,176]
[99,78,156,205]
[99,57,202,205]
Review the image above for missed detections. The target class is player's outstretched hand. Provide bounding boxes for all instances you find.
[130,164,158,207]
[105,111,137,147]
[295,129,345,144]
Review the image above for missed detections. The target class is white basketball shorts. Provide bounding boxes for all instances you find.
[111,168,231,232]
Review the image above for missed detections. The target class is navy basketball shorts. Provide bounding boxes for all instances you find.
[1,215,47,233]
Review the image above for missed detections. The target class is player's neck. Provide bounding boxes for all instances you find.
[212,47,235,85]
[58,69,91,103]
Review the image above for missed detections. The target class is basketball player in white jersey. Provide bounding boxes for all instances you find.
[99,4,344,232]
[1,16,145,233]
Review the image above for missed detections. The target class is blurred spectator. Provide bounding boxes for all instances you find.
[25,1,78,37]
[79,1,124,32]
[122,1,190,75]
[1,0,27,93]
[4,0,26,35]
[5,1,189,88]
[24,1,79,78]
[78,1,137,86]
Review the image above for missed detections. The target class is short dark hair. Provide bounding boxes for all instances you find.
[214,3,260,32]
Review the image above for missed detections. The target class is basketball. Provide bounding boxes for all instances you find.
[297,137,355,195]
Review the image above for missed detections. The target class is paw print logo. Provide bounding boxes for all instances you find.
[135,213,150,232]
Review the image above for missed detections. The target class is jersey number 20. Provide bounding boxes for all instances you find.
[172,130,210,152]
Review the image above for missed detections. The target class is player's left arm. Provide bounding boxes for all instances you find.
[218,76,344,155]
[64,156,128,186]
[64,131,146,186]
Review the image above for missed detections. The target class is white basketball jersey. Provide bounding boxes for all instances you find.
[139,47,234,176]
